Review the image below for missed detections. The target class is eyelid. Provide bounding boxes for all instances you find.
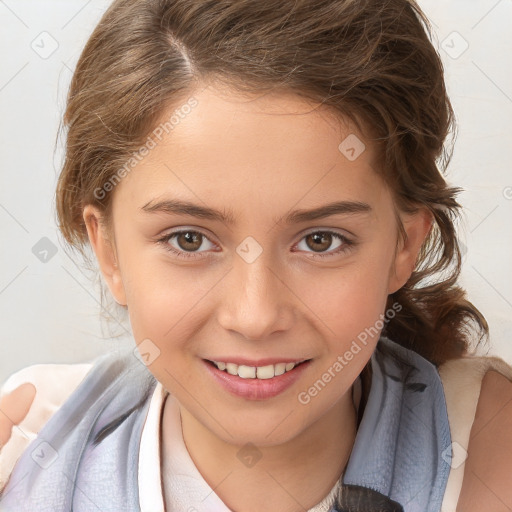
[155,226,216,245]
[299,226,355,238]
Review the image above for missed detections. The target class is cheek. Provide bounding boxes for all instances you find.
[122,264,207,390]
[119,247,221,356]
[305,251,393,334]
[124,268,203,343]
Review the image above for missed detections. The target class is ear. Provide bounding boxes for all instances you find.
[83,205,127,306]
[387,207,433,294]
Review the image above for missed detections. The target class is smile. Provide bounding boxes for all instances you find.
[209,360,309,379]
[204,359,312,400]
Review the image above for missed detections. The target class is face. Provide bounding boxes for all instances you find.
[84,83,431,448]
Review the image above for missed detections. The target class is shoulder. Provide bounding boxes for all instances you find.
[455,357,512,510]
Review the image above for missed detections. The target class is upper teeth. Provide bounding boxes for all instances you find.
[212,361,303,379]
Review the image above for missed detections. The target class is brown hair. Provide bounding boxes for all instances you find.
[56,0,488,366]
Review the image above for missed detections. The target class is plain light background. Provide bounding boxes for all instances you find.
[0,0,511,384]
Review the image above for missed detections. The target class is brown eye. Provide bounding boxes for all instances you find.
[158,229,216,260]
[295,230,354,259]
[305,232,334,252]
[176,231,203,251]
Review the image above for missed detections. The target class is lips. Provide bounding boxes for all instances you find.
[203,358,312,400]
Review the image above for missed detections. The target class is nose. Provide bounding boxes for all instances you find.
[216,250,295,341]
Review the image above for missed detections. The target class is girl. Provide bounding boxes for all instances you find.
[0,0,511,511]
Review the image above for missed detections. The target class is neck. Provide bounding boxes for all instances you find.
[171,389,358,512]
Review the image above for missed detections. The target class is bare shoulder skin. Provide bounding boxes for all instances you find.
[457,370,512,511]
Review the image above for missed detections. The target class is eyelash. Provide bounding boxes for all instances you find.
[156,229,355,260]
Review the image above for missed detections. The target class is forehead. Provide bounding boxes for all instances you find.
[112,84,389,218]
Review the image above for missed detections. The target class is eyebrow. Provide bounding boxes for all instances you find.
[140,199,372,225]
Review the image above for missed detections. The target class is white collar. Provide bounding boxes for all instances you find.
[138,381,167,512]
[138,382,342,512]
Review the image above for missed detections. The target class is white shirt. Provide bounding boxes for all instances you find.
[139,381,341,512]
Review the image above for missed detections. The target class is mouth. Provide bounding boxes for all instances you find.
[205,359,311,380]
[203,358,313,400]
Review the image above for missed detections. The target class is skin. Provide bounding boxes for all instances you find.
[457,370,512,511]
[83,83,432,512]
